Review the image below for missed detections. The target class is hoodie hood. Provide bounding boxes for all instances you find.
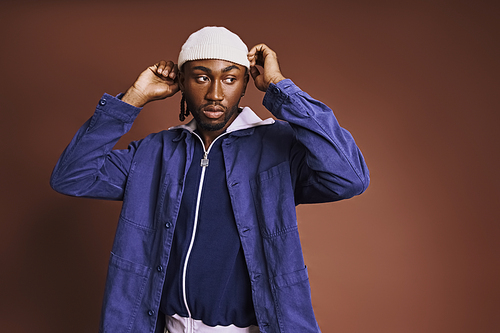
[169,106,275,134]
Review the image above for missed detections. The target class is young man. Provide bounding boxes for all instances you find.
[51,27,369,333]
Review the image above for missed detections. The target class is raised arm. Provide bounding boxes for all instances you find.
[248,44,370,203]
[122,60,180,107]
[247,43,286,92]
[50,60,180,199]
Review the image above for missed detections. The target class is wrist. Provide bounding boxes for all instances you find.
[268,74,286,88]
[121,86,149,107]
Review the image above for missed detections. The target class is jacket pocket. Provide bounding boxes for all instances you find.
[251,162,297,237]
[271,267,320,332]
[120,162,169,231]
[100,252,151,333]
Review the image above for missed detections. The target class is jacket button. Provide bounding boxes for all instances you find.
[99,99,107,106]
[148,310,155,316]
[165,222,172,228]
[157,265,163,272]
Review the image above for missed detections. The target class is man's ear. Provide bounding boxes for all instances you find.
[178,69,185,93]
[242,71,249,97]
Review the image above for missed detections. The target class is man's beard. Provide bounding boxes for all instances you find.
[190,103,240,132]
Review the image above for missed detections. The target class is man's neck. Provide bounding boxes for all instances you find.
[196,110,240,148]
[197,129,223,149]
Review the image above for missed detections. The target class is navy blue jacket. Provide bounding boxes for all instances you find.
[50,79,370,333]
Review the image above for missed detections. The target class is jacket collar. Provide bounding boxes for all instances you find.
[169,106,275,135]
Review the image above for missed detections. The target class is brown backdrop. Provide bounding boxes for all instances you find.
[1,1,499,332]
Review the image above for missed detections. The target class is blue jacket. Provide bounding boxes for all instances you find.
[50,79,369,333]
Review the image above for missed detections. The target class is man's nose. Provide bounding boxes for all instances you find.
[206,81,224,101]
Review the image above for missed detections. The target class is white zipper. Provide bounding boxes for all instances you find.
[181,132,229,319]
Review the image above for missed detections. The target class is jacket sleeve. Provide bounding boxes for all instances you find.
[50,93,143,200]
[262,79,370,204]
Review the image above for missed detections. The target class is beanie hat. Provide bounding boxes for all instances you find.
[178,26,250,70]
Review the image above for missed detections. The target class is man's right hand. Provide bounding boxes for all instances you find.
[121,60,179,107]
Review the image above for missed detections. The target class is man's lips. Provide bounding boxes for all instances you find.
[202,105,225,119]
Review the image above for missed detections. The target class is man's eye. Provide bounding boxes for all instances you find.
[197,76,209,83]
[224,78,236,83]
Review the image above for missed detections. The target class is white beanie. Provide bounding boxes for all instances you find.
[178,26,250,70]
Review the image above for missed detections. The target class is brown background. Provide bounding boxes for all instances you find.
[1,0,499,332]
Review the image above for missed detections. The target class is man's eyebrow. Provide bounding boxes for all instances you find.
[192,66,212,73]
[222,65,240,72]
[191,65,240,73]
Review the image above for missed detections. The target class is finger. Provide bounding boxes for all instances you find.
[247,44,257,58]
[148,63,159,75]
[248,55,256,68]
[249,65,260,81]
[248,43,268,57]
[248,44,263,66]
[249,44,272,66]
[155,60,167,75]
[248,53,263,68]
[161,61,175,78]
[169,63,178,79]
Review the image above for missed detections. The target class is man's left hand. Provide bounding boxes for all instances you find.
[248,44,286,92]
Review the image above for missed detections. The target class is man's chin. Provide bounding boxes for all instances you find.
[191,105,240,132]
[192,114,227,131]
[197,121,226,132]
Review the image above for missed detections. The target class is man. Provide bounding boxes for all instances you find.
[51,27,369,333]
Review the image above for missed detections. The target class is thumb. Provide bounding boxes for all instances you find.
[250,65,260,81]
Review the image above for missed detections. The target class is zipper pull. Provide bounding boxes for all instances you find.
[200,152,209,167]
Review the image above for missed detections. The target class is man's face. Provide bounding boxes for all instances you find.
[179,59,248,132]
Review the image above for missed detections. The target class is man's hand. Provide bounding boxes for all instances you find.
[248,44,286,92]
[122,60,179,107]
